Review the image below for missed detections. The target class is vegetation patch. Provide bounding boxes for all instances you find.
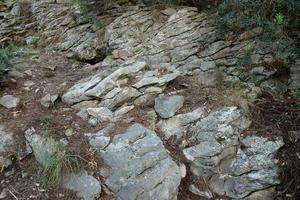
[0,43,19,80]
[42,144,80,188]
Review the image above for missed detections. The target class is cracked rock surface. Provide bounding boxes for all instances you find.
[95,124,182,200]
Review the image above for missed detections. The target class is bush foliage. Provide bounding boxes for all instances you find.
[213,0,297,33]
[0,43,18,80]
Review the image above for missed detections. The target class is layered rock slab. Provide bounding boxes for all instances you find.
[97,124,182,200]
[181,107,284,199]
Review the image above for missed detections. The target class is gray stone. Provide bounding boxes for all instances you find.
[231,136,284,176]
[244,188,275,200]
[71,100,99,110]
[0,125,14,153]
[260,79,288,95]
[133,93,156,107]
[189,184,213,199]
[99,124,182,200]
[99,87,141,110]
[0,189,8,199]
[85,61,146,98]
[63,61,146,105]
[181,107,283,199]
[85,129,111,150]
[0,125,15,169]
[62,73,105,105]
[25,128,101,199]
[154,95,184,119]
[86,107,113,122]
[65,128,74,137]
[114,105,134,117]
[289,130,300,140]
[289,59,300,89]
[157,107,205,139]
[224,169,280,199]
[63,171,101,200]
[133,71,180,89]
[24,128,58,166]
[23,80,35,87]
[0,95,20,108]
[183,107,251,177]
[40,94,59,108]
[8,69,25,78]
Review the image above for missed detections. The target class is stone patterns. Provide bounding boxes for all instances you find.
[154,95,184,119]
[181,107,284,199]
[63,171,101,200]
[62,61,146,105]
[157,107,205,139]
[99,124,182,200]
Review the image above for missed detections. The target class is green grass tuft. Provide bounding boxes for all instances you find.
[42,144,80,188]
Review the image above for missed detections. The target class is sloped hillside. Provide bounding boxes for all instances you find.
[0,0,299,199]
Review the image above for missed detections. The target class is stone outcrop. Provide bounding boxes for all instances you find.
[87,124,182,200]
[1,1,294,199]
[0,125,15,170]
[180,107,283,199]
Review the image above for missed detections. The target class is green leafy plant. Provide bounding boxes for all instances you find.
[290,89,300,98]
[216,136,226,144]
[42,144,80,188]
[274,12,284,25]
[0,43,19,80]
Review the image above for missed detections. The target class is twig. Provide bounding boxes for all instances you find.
[7,188,18,200]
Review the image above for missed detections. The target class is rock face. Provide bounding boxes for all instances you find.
[183,107,251,177]
[63,171,101,200]
[154,95,184,119]
[157,107,205,139]
[0,125,15,169]
[223,136,284,199]
[62,61,146,105]
[96,124,182,200]
[181,107,284,199]
[1,1,292,199]
[0,95,20,108]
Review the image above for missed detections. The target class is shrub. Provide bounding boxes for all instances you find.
[213,0,297,33]
[0,43,18,80]
[210,0,298,66]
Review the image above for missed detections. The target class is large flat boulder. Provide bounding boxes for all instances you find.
[98,124,182,200]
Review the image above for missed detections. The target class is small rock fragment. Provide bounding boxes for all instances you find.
[0,95,20,108]
[189,184,213,199]
[65,128,74,137]
[86,107,113,122]
[40,94,58,108]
